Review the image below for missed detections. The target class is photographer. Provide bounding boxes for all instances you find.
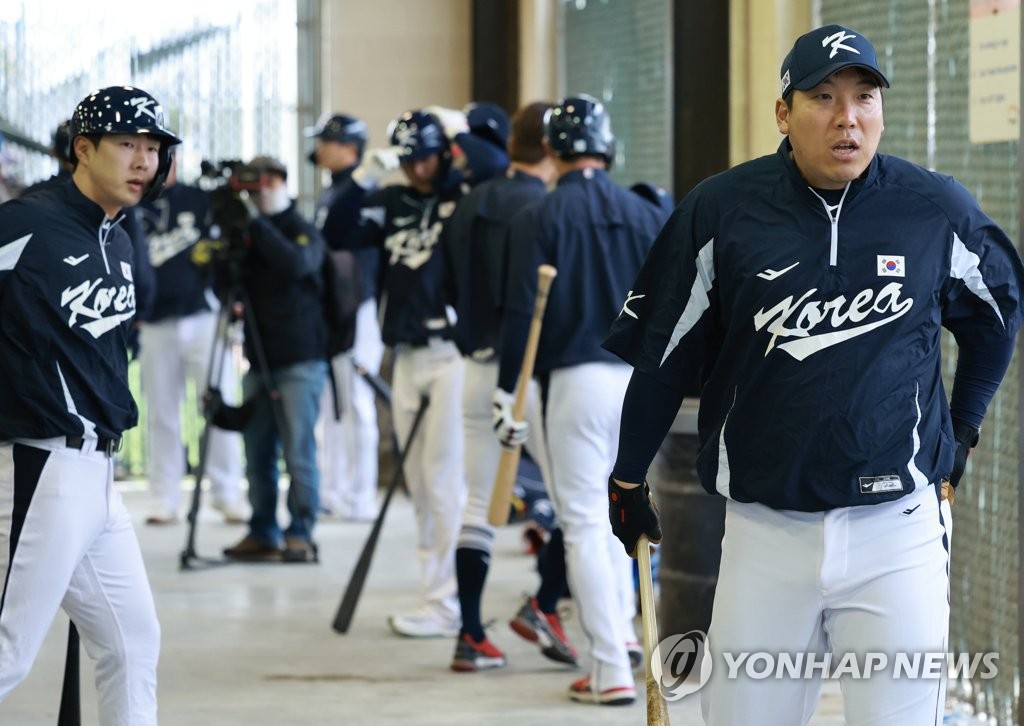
[218,156,329,564]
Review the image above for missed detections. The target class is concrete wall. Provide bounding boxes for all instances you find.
[518,0,560,105]
[728,0,813,165]
[319,0,472,148]
[317,0,815,168]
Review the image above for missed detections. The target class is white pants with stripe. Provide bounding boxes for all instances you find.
[317,299,385,519]
[546,361,637,691]
[700,483,951,726]
[392,339,467,621]
[458,358,551,552]
[139,310,243,512]
[0,440,160,725]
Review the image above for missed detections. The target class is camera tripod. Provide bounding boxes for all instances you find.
[178,267,282,571]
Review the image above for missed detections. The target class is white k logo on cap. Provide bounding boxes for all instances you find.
[822,31,860,59]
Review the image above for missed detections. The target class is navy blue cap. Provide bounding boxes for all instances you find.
[780,25,889,99]
[464,102,510,150]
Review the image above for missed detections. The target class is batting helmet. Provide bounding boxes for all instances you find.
[69,85,182,202]
[544,94,616,167]
[465,102,510,150]
[387,110,448,161]
[306,113,368,150]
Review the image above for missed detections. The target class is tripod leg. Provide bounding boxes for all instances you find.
[180,300,239,570]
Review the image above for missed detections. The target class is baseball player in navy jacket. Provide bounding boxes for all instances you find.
[495,95,669,705]
[607,25,1024,725]
[308,113,386,522]
[0,85,181,725]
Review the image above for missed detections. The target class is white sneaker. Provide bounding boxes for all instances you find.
[388,609,460,638]
[211,499,249,524]
[145,507,179,526]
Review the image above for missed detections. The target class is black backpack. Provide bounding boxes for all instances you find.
[322,248,363,358]
[322,249,364,421]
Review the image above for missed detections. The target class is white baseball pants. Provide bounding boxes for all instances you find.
[458,358,552,552]
[700,483,951,725]
[0,440,160,725]
[139,310,242,512]
[317,299,385,519]
[392,339,467,621]
[545,361,638,692]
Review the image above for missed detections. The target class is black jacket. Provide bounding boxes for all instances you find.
[241,203,328,370]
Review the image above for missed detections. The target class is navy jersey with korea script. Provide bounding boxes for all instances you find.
[0,179,139,440]
[443,169,548,358]
[604,139,1024,512]
[504,167,667,375]
[135,182,218,322]
[350,182,465,347]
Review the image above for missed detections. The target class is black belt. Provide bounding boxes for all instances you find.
[66,435,122,457]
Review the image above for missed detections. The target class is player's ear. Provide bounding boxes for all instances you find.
[776,99,790,135]
[73,135,92,165]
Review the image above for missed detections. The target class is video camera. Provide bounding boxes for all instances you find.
[200,159,277,193]
[202,157,288,262]
[203,161,266,239]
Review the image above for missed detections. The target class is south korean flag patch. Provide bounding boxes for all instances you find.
[877,255,904,277]
[121,260,134,281]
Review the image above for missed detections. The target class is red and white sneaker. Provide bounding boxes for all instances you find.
[509,596,579,666]
[450,632,507,672]
[568,674,636,705]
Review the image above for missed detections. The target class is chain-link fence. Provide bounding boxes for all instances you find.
[558,0,673,195]
[816,3,1020,722]
[0,0,307,477]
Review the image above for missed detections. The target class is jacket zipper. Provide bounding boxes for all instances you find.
[97,213,125,275]
[807,182,851,267]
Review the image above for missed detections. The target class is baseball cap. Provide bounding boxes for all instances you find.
[304,113,368,144]
[247,155,288,179]
[780,24,889,99]
[465,102,510,150]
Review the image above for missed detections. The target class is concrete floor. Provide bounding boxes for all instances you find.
[1,480,850,725]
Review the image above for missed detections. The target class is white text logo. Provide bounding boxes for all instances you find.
[620,290,645,319]
[656,630,712,701]
[131,96,159,121]
[656,630,999,701]
[61,279,136,338]
[754,282,913,360]
[822,31,860,59]
[385,222,443,270]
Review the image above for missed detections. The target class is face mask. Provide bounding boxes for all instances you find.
[257,184,290,215]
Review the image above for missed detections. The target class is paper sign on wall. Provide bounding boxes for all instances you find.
[969,0,1020,144]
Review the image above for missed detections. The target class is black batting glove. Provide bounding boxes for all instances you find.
[609,476,662,558]
[948,420,981,489]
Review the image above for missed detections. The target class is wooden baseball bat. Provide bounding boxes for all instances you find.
[638,536,671,725]
[332,395,429,633]
[486,264,557,527]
